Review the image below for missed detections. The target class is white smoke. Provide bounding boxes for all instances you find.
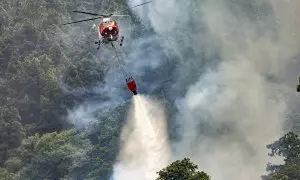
[64,0,300,179]
[128,0,300,179]
[112,95,171,180]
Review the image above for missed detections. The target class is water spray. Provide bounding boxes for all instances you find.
[112,95,171,180]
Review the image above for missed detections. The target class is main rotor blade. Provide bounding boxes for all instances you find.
[113,1,152,15]
[62,16,102,25]
[73,10,101,16]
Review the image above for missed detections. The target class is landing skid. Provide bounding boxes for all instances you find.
[95,40,101,50]
[95,36,124,50]
[120,36,124,46]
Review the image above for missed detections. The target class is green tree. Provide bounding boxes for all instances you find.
[263,132,300,180]
[0,106,25,165]
[7,129,92,180]
[0,167,14,180]
[6,53,70,133]
[86,104,127,180]
[156,158,211,180]
[4,157,22,173]
[63,56,108,89]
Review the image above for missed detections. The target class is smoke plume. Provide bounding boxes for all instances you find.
[112,95,171,180]
[128,0,300,179]
[65,0,300,179]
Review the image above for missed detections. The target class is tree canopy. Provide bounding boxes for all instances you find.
[0,0,128,179]
[156,158,211,180]
[263,132,300,180]
[5,129,92,180]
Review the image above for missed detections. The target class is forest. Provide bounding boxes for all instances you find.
[0,0,300,179]
[0,0,128,179]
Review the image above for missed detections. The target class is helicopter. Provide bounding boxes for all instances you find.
[62,1,152,50]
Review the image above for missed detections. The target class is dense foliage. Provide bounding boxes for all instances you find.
[0,0,127,179]
[156,158,211,180]
[7,129,92,179]
[262,132,300,180]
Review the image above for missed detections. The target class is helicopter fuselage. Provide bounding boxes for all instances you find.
[94,18,124,49]
[98,18,119,43]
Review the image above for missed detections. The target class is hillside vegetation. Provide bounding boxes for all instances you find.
[0,0,127,179]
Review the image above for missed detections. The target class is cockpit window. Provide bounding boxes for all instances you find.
[103,20,114,26]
